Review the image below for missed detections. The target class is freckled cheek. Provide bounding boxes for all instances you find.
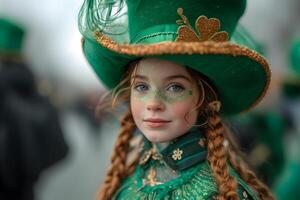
[170,101,196,118]
[130,98,145,121]
[169,101,198,125]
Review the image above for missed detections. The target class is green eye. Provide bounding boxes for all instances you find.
[166,84,185,93]
[134,83,149,92]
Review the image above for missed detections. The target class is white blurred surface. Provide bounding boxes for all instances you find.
[0,0,101,92]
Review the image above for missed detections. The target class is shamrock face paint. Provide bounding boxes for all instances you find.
[130,58,200,143]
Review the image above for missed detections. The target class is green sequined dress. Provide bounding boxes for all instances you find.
[113,129,260,200]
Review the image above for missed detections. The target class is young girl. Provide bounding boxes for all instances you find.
[78,0,275,199]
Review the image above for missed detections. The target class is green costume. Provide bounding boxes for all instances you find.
[78,0,271,199]
[113,128,259,200]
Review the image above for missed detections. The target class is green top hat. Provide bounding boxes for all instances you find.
[0,18,25,53]
[0,18,25,61]
[79,0,271,115]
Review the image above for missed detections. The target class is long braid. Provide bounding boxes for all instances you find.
[98,110,136,200]
[205,101,239,200]
[220,123,275,200]
[227,148,275,200]
[193,73,273,200]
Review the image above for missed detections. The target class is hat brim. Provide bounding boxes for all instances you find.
[82,32,270,115]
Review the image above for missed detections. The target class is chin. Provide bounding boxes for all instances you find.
[149,137,169,143]
[143,131,170,143]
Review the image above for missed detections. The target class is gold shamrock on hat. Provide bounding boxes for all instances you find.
[176,8,229,42]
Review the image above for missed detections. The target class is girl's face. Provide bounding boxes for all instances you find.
[130,58,200,143]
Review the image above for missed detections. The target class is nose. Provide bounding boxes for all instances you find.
[146,98,165,111]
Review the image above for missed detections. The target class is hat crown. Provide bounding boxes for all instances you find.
[126,0,246,43]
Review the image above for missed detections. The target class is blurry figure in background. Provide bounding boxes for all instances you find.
[0,18,68,200]
[228,29,286,187]
[229,112,286,186]
[272,38,300,200]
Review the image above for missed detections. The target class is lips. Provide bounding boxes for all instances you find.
[143,118,171,123]
[143,118,171,128]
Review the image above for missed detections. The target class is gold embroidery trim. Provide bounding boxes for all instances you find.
[143,167,163,186]
[139,147,162,165]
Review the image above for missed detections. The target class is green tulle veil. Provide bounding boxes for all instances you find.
[78,0,129,42]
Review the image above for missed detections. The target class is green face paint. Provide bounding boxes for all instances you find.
[132,86,193,103]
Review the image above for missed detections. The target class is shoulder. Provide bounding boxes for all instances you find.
[230,167,261,200]
[114,161,261,200]
[192,162,261,200]
[237,186,257,200]
[191,162,260,200]
[236,182,260,200]
[114,161,218,200]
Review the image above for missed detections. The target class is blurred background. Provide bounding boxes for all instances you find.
[1,0,300,199]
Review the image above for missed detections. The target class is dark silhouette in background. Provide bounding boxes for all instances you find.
[0,18,68,200]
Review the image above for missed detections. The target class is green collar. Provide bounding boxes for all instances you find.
[140,128,208,171]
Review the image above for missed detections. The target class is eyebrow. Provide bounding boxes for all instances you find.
[131,74,192,82]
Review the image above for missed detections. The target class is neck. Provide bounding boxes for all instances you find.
[153,141,170,152]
